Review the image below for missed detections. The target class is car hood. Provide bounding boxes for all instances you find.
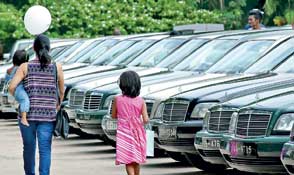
[62,62,89,71]
[70,67,169,90]
[198,74,294,103]
[0,64,12,75]
[63,65,118,79]
[145,73,276,101]
[169,73,293,101]
[219,86,294,108]
[239,91,294,113]
[86,72,229,94]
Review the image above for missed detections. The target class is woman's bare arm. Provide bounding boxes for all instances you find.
[8,63,27,96]
[56,63,64,105]
[142,100,149,124]
[111,97,117,119]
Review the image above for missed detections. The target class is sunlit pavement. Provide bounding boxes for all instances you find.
[0,117,246,175]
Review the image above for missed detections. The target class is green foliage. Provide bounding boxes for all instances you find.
[285,9,294,24]
[0,3,31,51]
[0,0,246,51]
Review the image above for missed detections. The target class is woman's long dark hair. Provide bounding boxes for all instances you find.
[118,71,141,98]
[33,34,51,69]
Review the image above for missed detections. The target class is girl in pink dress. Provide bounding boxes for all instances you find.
[112,71,149,175]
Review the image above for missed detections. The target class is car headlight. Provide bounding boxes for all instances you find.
[290,123,294,141]
[190,103,218,119]
[229,112,238,134]
[274,113,294,131]
[153,103,164,119]
[202,111,210,130]
[103,95,116,109]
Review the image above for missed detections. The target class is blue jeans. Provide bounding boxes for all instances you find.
[19,120,54,175]
[15,84,30,113]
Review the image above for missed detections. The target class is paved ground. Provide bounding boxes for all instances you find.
[0,117,242,175]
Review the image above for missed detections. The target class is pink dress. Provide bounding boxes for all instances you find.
[115,95,146,165]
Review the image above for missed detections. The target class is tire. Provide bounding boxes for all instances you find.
[185,153,227,172]
[166,151,190,164]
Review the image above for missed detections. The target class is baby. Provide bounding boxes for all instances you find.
[6,50,30,126]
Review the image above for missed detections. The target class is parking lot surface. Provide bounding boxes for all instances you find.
[0,117,246,175]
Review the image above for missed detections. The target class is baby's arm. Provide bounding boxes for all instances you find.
[111,97,117,119]
[142,100,149,124]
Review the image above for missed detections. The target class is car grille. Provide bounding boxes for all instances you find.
[83,92,103,110]
[69,89,85,107]
[162,100,189,122]
[236,110,271,137]
[225,156,281,165]
[198,149,223,158]
[208,109,235,133]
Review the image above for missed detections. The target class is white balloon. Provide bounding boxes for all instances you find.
[24,5,52,35]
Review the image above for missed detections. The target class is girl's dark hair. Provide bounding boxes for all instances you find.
[33,34,51,69]
[118,71,141,98]
[13,50,29,66]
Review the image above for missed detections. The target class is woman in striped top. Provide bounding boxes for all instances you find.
[112,71,149,175]
[9,34,64,175]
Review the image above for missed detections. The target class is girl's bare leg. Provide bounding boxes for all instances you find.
[126,163,135,175]
[21,112,29,126]
[134,163,140,175]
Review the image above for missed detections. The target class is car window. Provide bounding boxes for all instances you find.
[109,40,156,66]
[274,54,294,73]
[66,40,103,64]
[156,39,208,69]
[92,40,137,65]
[173,39,236,71]
[76,39,119,64]
[54,41,85,62]
[245,38,294,74]
[207,40,274,74]
[128,38,186,67]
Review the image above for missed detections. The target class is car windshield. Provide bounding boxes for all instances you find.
[128,38,186,67]
[66,40,103,64]
[274,54,294,73]
[109,40,156,66]
[92,40,137,65]
[54,41,85,62]
[72,39,118,64]
[50,46,68,59]
[207,40,274,74]
[173,39,236,71]
[155,39,208,69]
[245,38,294,74]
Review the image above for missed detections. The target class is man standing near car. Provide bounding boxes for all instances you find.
[247,9,266,30]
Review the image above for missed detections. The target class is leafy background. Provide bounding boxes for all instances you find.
[0,0,293,52]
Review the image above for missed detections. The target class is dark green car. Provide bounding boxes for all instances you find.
[220,91,294,174]
[195,83,294,168]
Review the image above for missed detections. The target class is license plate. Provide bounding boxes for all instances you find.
[230,141,257,158]
[202,138,221,148]
[107,120,117,130]
[2,96,8,104]
[158,126,177,140]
